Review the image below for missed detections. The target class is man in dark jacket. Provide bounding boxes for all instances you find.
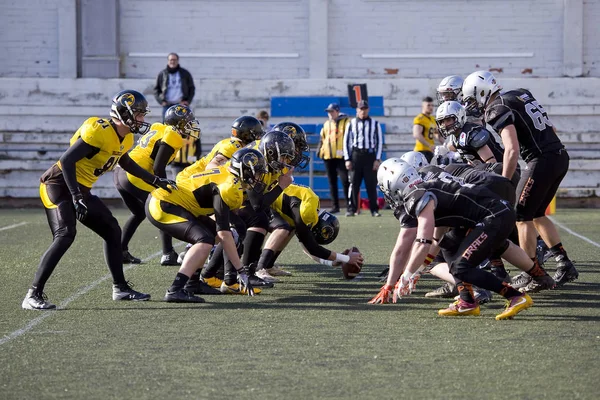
[154,53,195,121]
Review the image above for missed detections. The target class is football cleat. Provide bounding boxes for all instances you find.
[160,250,181,266]
[266,266,292,277]
[510,272,532,290]
[474,288,493,305]
[438,299,480,317]
[256,268,278,283]
[495,293,533,320]
[177,244,192,264]
[219,282,261,295]
[536,238,552,264]
[249,275,274,288]
[521,274,555,293]
[123,251,142,264]
[112,282,151,301]
[202,276,224,288]
[164,288,205,303]
[22,289,56,310]
[425,282,458,298]
[553,259,579,287]
[184,279,223,295]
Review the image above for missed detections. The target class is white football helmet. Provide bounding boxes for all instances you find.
[377,159,422,206]
[436,75,464,103]
[462,71,502,114]
[435,101,467,138]
[400,151,429,170]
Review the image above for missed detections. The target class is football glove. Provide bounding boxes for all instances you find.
[152,176,177,193]
[72,193,88,222]
[393,275,412,303]
[237,266,255,297]
[368,285,393,304]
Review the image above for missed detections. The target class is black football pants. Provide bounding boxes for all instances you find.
[349,150,379,213]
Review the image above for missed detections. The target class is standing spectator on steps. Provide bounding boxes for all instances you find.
[318,103,350,214]
[154,53,195,121]
[412,96,440,162]
[343,100,383,217]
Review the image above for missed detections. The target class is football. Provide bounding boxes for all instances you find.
[341,246,363,280]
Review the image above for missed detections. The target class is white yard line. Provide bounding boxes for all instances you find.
[549,216,600,249]
[0,221,27,232]
[0,243,184,346]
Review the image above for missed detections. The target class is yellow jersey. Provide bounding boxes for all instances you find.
[272,184,320,228]
[319,117,350,160]
[57,117,133,188]
[126,123,184,191]
[413,113,437,152]
[173,136,199,165]
[151,166,244,219]
[177,137,244,183]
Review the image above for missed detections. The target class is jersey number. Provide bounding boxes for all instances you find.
[525,101,552,131]
[93,156,118,176]
[139,130,158,148]
[190,168,220,179]
[428,127,435,140]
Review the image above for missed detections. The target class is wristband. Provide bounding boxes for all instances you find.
[335,253,350,264]
[319,258,334,266]
[415,238,433,245]
[423,253,435,266]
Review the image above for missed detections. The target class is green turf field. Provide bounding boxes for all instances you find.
[1,208,599,399]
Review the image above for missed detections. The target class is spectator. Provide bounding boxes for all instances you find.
[256,110,270,130]
[318,103,350,214]
[154,53,195,121]
[412,96,440,162]
[343,100,383,217]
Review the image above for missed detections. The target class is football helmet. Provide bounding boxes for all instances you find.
[273,122,310,169]
[377,159,422,207]
[436,75,464,103]
[435,101,467,138]
[400,151,429,169]
[462,71,502,114]
[164,105,201,139]
[110,90,151,134]
[258,130,296,172]
[232,116,264,145]
[311,210,340,245]
[229,148,267,191]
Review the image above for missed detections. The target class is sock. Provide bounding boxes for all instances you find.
[257,249,276,271]
[490,258,508,279]
[527,258,547,277]
[188,270,201,283]
[457,282,475,303]
[201,244,223,279]
[457,267,520,299]
[550,242,568,261]
[241,231,266,266]
[499,282,522,299]
[267,250,283,269]
[169,272,189,291]
[160,231,174,254]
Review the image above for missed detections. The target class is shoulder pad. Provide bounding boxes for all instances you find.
[468,128,490,149]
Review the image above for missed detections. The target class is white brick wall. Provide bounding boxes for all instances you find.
[583,0,600,77]
[328,0,564,78]
[119,0,310,79]
[0,0,59,78]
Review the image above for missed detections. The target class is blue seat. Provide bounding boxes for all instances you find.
[271,96,384,117]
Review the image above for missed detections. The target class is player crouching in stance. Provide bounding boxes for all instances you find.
[23,90,176,310]
[114,104,201,265]
[146,148,267,303]
[370,160,533,320]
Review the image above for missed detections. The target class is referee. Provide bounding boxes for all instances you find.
[343,100,383,217]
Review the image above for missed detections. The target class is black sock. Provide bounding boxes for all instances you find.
[189,270,201,283]
[268,250,283,269]
[526,257,547,277]
[121,214,145,252]
[32,235,75,292]
[456,282,475,303]
[257,249,276,271]
[201,244,223,279]
[457,268,520,299]
[550,242,568,261]
[241,231,265,266]
[104,239,127,285]
[160,231,174,254]
[170,273,189,291]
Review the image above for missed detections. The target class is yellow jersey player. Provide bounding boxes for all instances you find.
[113,104,200,265]
[23,90,177,310]
[412,96,440,162]
[176,115,264,183]
[145,148,267,302]
[257,184,363,272]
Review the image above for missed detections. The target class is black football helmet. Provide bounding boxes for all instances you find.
[164,105,201,139]
[232,116,264,145]
[110,89,151,134]
[229,148,267,192]
[273,122,310,169]
[311,210,340,245]
[258,130,296,172]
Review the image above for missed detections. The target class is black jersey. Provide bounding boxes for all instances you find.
[485,89,563,162]
[400,179,508,229]
[451,122,504,163]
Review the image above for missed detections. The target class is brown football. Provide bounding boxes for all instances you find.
[342,246,362,280]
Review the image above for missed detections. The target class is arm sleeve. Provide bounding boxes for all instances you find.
[246,185,284,212]
[485,104,515,133]
[212,189,231,232]
[343,120,352,161]
[118,153,156,184]
[153,142,176,178]
[376,121,383,160]
[292,207,331,260]
[59,138,99,197]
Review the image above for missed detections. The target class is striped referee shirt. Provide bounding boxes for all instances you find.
[343,117,383,161]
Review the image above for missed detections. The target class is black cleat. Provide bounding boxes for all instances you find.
[164,288,205,303]
[536,239,552,264]
[474,288,493,305]
[425,282,458,298]
[160,250,181,266]
[522,274,555,293]
[112,282,151,301]
[511,272,532,290]
[123,251,142,264]
[553,259,579,287]
[22,289,56,310]
[184,279,223,295]
[249,275,275,288]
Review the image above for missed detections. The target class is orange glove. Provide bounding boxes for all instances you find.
[368,285,393,304]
